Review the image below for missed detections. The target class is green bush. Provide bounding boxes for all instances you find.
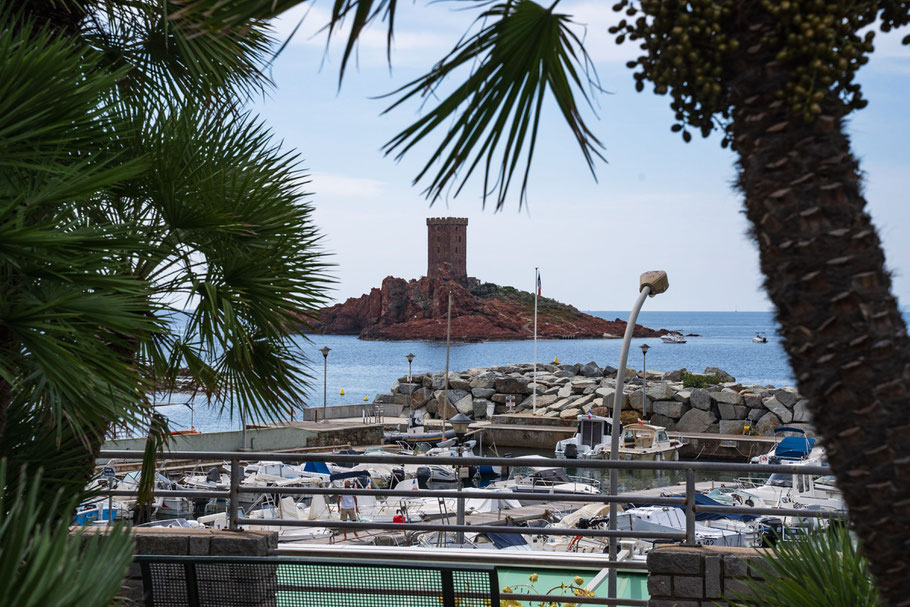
[681,372,727,388]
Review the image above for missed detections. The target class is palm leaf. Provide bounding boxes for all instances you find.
[382,0,604,209]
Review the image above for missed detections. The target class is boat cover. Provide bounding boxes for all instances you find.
[774,436,815,459]
[304,461,331,475]
[632,493,760,522]
[485,532,528,549]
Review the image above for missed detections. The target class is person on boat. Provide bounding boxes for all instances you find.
[337,480,359,540]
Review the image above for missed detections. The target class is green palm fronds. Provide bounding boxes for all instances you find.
[727,527,879,607]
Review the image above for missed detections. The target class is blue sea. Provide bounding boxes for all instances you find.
[156,310,806,433]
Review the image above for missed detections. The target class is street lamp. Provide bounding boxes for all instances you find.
[320,346,331,423]
[449,412,473,545]
[607,271,668,598]
[640,343,650,420]
[406,353,416,426]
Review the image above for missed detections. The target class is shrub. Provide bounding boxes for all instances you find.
[681,372,727,388]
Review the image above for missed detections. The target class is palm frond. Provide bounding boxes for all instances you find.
[382,0,604,209]
[324,0,399,84]
[726,526,879,607]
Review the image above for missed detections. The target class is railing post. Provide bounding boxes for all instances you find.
[229,458,241,531]
[684,468,696,545]
[455,467,465,545]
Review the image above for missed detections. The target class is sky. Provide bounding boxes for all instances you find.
[250,2,910,312]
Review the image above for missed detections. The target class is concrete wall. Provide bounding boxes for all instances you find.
[300,403,406,421]
[647,545,770,606]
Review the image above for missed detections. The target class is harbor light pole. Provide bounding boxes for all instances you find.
[406,352,415,413]
[320,346,331,423]
[449,412,473,545]
[640,343,650,419]
[608,272,669,599]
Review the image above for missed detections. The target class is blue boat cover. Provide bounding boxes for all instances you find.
[329,470,371,482]
[486,532,528,549]
[775,436,815,459]
[633,493,760,522]
[304,461,331,475]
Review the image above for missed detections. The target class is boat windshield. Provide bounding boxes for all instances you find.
[765,473,793,487]
[531,468,571,485]
[657,431,669,442]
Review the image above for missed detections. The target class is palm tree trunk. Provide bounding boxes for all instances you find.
[728,32,910,606]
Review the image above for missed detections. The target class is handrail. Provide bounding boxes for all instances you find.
[95,449,843,549]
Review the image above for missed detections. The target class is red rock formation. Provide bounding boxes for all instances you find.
[307,269,666,341]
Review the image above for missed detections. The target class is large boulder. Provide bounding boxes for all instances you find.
[560,407,582,420]
[620,409,641,424]
[747,407,765,423]
[430,372,461,390]
[627,390,648,412]
[792,399,812,423]
[425,398,438,415]
[673,389,693,404]
[648,413,676,430]
[771,388,799,408]
[711,391,744,406]
[397,382,421,395]
[661,368,687,382]
[526,382,546,395]
[762,396,793,424]
[518,394,558,410]
[653,400,686,419]
[754,411,782,435]
[742,393,764,408]
[495,377,530,394]
[602,365,618,378]
[704,367,735,383]
[719,420,747,435]
[646,381,675,401]
[449,378,473,391]
[718,403,748,420]
[471,387,495,399]
[410,387,433,408]
[579,361,603,378]
[689,388,712,411]
[557,384,574,399]
[373,393,396,404]
[572,380,598,394]
[676,408,718,433]
[454,394,474,415]
[470,373,498,389]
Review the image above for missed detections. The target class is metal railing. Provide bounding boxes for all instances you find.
[98,449,840,606]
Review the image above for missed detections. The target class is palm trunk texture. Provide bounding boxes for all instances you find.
[728,25,910,606]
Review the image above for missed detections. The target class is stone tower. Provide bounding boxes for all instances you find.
[426,217,468,281]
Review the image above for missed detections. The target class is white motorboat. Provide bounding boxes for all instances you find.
[555,416,682,461]
[750,426,825,465]
[661,333,687,344]
[753,333,768,343]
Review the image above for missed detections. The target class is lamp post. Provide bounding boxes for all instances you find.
[449,412,473,545]
[320,346,331,423]
[640,343,650,420]
[406,353,415,425]
[608,271,669,599]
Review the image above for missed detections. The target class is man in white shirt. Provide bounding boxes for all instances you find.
[336,480,359,540]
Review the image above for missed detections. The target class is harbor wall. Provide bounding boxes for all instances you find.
[646,545,771,606]
[300,402,407,421]
[375,362,816,438]
[100,423,384,458]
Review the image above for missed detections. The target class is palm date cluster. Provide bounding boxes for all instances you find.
[610,0,910,144]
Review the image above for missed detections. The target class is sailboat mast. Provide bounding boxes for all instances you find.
[533,267,538,414]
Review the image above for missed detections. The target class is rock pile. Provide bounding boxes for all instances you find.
[373,363,815,437]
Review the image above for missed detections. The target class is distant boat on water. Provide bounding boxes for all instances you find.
[661,333,687,344]
[753,333,768,343]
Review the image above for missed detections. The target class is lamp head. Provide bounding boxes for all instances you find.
[406,353,415,363]
[639,271,669,297]
[320,346,331,358]
[640,344,650,355]
[449,413,473,438]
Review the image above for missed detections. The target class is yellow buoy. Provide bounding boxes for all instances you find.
[363,397,369,402]
[340,389,345,396]
[553,357,559,364]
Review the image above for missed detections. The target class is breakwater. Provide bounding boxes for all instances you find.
[373,361,814,437]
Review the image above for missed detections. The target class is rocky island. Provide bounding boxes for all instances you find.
[308,218,666,342]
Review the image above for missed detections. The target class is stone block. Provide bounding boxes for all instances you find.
[689,388,711,410]
[718,403,747,420]
[762,396,793,423]
[188,534,212,555]
[704,367,735,382]
[397,382,421,395]
[674,389,692,404]
[747,407,765,422]
[560,407,581,419]
[470,374,497,389]
[210,531,270,556]
[454,394,473,414]
[517,394,557,409]
[471,387,495,399]
[495,377,529,394]
[792,399,812,423]
[571,380,597,394]
[673,575,704,599]
[449,378,473,391]
[711,391,743,406]
[409,387,432,408]
[646,575,672,597]
[742,393,764,408]
[472,399,492,418]
[647,600,700,607]
[676,408,717,433]
[647,381,675,401]
[705,555,722,598]
[557,384,573,398]
[722,555,748,578]
[648,549,703,575]
[723,577,753,596]
[771,388,799,407]
[653,400,685,419]
[754,411,782,435]
[579,361,603,377]
[649,413,676,430]
[135,531,189,555]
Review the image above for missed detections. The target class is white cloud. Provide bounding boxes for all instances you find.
[310,173,387,198]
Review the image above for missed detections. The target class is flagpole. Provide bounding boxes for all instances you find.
[533,267,539,414]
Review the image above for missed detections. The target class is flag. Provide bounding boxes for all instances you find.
[536,271,541,297]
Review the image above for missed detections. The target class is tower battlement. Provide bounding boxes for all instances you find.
[426,217,468,280]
